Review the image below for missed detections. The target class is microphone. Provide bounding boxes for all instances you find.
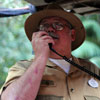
[49,43,52,49]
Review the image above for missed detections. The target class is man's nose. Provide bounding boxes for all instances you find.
[46,26,56,33]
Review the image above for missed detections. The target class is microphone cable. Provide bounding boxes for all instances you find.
[49,43,100,80]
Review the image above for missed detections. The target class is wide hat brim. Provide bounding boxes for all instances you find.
[24,9,86,50]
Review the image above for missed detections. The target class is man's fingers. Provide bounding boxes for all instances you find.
[32,31,48,39]
[41,35,52,40]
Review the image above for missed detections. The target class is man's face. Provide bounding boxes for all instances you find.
[39,16,76,58]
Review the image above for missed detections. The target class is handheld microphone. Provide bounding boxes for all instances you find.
[49,43,52,49]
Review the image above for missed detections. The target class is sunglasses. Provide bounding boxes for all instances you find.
[39,22,73,31]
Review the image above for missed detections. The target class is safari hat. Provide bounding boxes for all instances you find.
[24,4,86,50]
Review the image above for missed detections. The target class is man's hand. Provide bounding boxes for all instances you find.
[31,31,55,59]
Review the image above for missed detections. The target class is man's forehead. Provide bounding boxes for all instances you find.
[40,16,67,23]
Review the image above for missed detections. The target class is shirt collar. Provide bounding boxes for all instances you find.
[48,58,71,74]
[46,55,80,75]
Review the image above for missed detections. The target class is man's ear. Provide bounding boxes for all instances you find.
[71,29,76,41]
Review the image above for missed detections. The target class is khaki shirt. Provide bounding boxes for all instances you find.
[0,56,100,100]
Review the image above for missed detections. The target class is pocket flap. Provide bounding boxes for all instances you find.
[40,75,56,87]
[84,95,100,100]
[36,95,63,100]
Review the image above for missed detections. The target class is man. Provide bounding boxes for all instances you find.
[0,4,100,100]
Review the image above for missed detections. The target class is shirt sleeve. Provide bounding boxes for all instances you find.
[0,61,28,95]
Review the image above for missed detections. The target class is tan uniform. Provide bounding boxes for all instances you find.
[0,56,100,100]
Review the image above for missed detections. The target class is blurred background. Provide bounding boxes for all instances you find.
[0,0,100,88]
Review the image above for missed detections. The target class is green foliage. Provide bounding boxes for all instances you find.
[90,57,100,68]
[72,40,100,59]
[83,20,100,43]
[0,0,33,88]
[72,14,100,68]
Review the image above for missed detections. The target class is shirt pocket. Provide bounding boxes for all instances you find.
[40,75,57,87]
[36,95,63,100]
[84,95,100,100]
[37,75,64,100]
